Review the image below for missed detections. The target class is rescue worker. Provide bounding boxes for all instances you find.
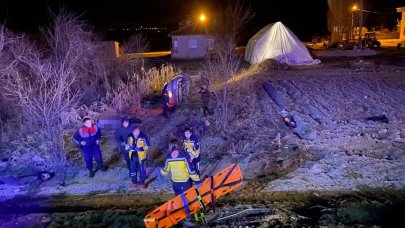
[160,148,200,195]
[73,117,106,178]
[127,127,150,188]
[161,84,170,118]
[182,127,201,175]
[168,138,181,157]
[115,116,135,175]
[199,84,210,117]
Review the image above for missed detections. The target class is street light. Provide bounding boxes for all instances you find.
[199,14,206,22]
[352,5,357,41]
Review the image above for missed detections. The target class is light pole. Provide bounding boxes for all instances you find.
[352,5,357,42]
[358,0,364,47]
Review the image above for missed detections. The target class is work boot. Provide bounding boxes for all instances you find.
[129,183,139,189]
[89,170,95,178]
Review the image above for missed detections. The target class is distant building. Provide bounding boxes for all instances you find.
[169,23,215,59]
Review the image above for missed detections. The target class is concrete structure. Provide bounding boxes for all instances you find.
[100,41,121,63]
[170,24,214,59]
[397,7,405,41]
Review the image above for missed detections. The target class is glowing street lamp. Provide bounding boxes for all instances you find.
[199,14,206,22]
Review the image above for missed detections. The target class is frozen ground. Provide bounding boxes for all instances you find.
[1,59,405,201]
[250,64,405,192]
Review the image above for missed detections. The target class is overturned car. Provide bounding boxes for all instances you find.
[162,74,191,114]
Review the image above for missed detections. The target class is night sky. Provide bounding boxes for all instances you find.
[1,0,405,44]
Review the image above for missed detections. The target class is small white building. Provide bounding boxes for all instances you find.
[170,24,215,59]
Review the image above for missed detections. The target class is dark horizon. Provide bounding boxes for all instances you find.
[1,0,405,48]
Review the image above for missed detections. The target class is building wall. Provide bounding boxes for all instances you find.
[401,12,405,41]
[171,35,214,59]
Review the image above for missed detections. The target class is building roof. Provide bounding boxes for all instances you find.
[169,23,207,36]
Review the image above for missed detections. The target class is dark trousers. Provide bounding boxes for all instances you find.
[172,179,193,196]
[190,156,201,175]
[130,157,146,184]
[82,145,103,172]
[119,146,131,171]
[162,103,170,118]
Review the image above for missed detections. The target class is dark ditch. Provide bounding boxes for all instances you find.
[1,190,405,227]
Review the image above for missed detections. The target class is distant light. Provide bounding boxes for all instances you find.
[352,5,357,10]
[199,14,206,22]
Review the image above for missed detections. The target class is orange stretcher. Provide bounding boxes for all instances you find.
[144,163,243,228]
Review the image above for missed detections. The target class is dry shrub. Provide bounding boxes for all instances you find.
[143,64,182,94]
[43,9,108,102]
[108,64,181,113]
[108,72,149,113]
[0,10,108,166]
[8,134,55,170]
[60,101,109,127]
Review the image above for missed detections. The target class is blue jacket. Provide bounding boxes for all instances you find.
[114,124,135,147]
[73,125,101,148]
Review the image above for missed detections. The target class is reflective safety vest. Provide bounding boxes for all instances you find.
[161,157,200,183]
[128,132,150,163]
[182,135,200,158]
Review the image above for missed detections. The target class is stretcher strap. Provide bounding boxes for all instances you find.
[200,211,207,224]
[155,179,243,223]
[194,211,207,224]
[181,193,191,218]
[194,188,206,209]
[210,175,216,212]
[155,164,243,223]
[217,163,238,190]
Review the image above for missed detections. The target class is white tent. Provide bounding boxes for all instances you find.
[244,22,320,65]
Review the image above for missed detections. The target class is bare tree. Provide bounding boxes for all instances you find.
[204,46,241,130]
[0,10,106,164]
[43,9,108,102]
[328,0,354,42]
[123,33,150,54]
[204,0,252,130]
[210,0,253,50]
